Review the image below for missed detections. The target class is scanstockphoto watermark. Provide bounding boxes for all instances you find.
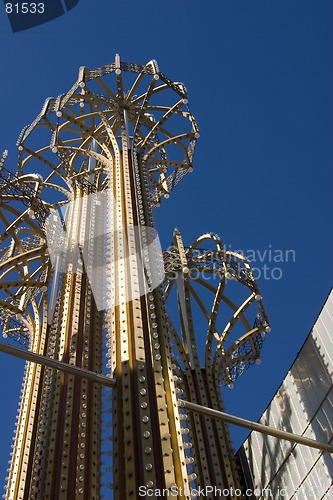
[228,244,296,281]
[138,485,288,497]
[44,188,296,317]
[45,189,165,313]
[165,244,296,282]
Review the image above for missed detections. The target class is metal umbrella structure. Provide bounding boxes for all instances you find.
[0,57,271,499]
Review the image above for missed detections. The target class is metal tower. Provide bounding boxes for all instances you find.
[0,57,270,499]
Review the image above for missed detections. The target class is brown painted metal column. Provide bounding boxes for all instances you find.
[1,57,270,500]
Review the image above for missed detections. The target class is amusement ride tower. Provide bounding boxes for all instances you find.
[0,57,271,499]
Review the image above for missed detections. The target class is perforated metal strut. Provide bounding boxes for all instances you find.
[1,56,269,500]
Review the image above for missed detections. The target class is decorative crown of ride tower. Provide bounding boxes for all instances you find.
[0,56,269,499]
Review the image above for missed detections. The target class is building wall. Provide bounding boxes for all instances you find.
[238,289,333,500]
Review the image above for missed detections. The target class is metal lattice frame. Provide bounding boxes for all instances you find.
[164,230,270,388]
[162,230,270,490]
[1,57,201,500]
[0,151,48,346]
[1,56,270,500]
[17,56,198,206]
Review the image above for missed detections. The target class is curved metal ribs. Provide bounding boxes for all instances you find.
[164,230,270,390]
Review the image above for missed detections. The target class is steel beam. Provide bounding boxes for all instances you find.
[0,341,115,388]
[181,400,333,454]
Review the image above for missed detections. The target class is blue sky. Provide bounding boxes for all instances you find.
[0,0,332,488]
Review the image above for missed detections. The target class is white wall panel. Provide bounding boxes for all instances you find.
[260,397,292,469]
[249,430,272,488]
[291,474,317,500]
[306,417,331,451]
[315,316,333,371]
[283,374,308,435]
[316,403,333,443]
[305,461,330,499]
[240,289,333,499]
[323,486,333,499]
[283,452,303,494]
[269,462,296,499]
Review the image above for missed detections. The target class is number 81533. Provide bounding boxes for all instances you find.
[5,3,45,14]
